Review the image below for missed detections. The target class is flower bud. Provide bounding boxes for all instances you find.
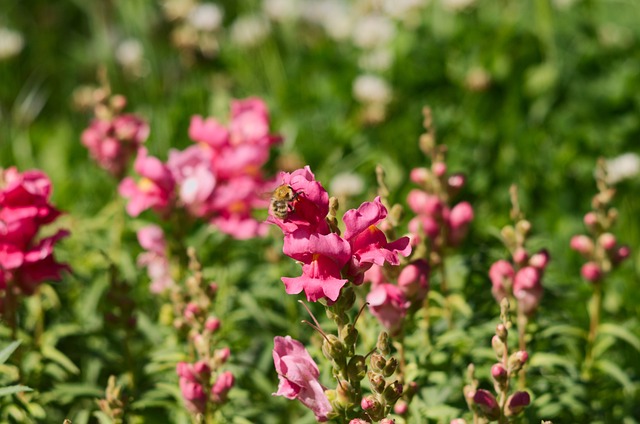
[382,380,403,403]
[383,357,399,377]
[506,391,531,416]
[472,389,500,421]
[349,419,371,424]
[529,249,550,269]
[570,234,594,256]
[489,260,514,301]
[448,173,466,190]
[598,233,617,250]
[184,302,200,320]
[336,380,355,408]
[322,334,347,362]
[492,335,505,359]
[496,324,508,341]
[361,395,378,411]
[613,245,630,264]
[347,355,367,382]
[508,350,528,373]
[515,219,531,236]
[512,248,528,266]
[410,167,430,185]
[398,259,430,301]
[380,419,396,424]
[394,400,408,415]
[583,211,598,229]
[377,332,391,356]
[205,316,221,333]
[581,262,603,282]
[211,371,234,403]
[214,347,231,365]
[433,162,447,177]
[491,363,508,387]
[450,419,467,424]
[370,353,387,372]
[501,225,516,246]
[368,371,386,394]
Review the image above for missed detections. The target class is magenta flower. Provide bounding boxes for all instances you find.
[0,168,69,297]
[397,259,430,302]
[343,197,411,282]
[281,231,351,302]
[513,266,543,316]
[448,201,474,246]
[472,389,500,421]
[118,148,175,217]
[488,259,514,302]
[366,283,409,335]
[211,371,234,404]
[268,166,330,235]
[273,336,332,422]
[229,97,280,147]
[81,113,149,177]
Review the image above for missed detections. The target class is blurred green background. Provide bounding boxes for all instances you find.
[1,0,639,423]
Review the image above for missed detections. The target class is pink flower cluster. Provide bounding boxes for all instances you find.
[489,249,549,316]
[570,212,630,283]
[119,97,281,239]
[273,336,332,422]
[81,101,149,178]
[407,166,473,248]
[363,260,429,335]
[136,225,174,293]
[0,168,69,300]
[269,167,411,303]
[176,359,234,415]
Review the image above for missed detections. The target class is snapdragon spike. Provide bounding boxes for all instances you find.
[136,225,174,293]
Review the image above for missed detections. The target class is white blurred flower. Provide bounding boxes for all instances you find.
[187,3,224,32]
[358,48,393,72]
[552,0,577,10]
[353,74,392,104]
[230,15,271,47]
[302,0,352,41]
[0,27,25,60]
[263,0,300,22]
[383,0,428,19]
[163,0,197,20]
[330,172,365,198]
[605,153,640,184]
[116,38,144,68]
[441,0,476,11]
[352,15,395,49]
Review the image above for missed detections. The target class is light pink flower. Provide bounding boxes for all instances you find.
[167,145,217,217]
[188,115,229,148]
[211,371,234,403]
[118,148,175,217]
[448,201,474,245]
[281,231,351,302]
[366,283,409,335]
[513,266,543,315]
[488,260,514,302]
[397,259,430,302]
[137,225,174,293]
[273,336,332,422]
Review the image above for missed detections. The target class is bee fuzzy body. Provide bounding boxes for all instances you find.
[270,184,300,220]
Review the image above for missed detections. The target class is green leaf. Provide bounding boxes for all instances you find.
[529,352,578,374]
[0,385,32,397]
[595,359,637,394]
[41,346,80,375]
[598,323,640,353]
[538,324,587,340]
[0,341,21,365]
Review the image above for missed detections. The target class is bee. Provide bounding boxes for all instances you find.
[270,184,301,219]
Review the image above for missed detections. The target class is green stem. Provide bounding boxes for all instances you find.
[583,282,602,379]
[516,308,528,390]
[439,261,453,329]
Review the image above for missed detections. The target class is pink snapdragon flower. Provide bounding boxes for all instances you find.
[81,113,149,177]
[281,231,351,302]
[0,168,69,297]
[273,336,332,422]
[211,371,235,404]
[366,283,409,335]
[268,166,330,235]
[397,259,430,302]
[119,148,175,217]
[343,197,412,283]
[489,260,515,302]
[167,145,216,217]
[136,225,174,293]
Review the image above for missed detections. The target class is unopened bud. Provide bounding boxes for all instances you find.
[205,317,221,333]
[500,225,516,246]
[570,235,594,256]
[613,245,630,264]
[347,355,367,382]
[448,173,466,190]
[368,371,386,394]
[410,167,430,185]
[492,335,504,359]
[598,233,617,250]
[341,324,358,349]
[512,247,528,265]
[506,391,531,416]
[583,211,598,229]
[377,332,391,356]
[433,162,447,177]
[515,219,531,236]
[214,347,231,365]
[529,249,550,269]
[508,350,528,373]
[383,357,399,377]
[322,335,346,362]
[581,262,603,282]
[370,353,387,372]
[472,389,500,421]
[382,380,403,403]
[336,381,355,407]
[496,323,508,341]
[394,400,408,415]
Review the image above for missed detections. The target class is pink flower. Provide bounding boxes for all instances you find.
[281,231,351,302]
[136,225,174,293]
[397,259,430,302]
[189,115,229,148]
[118,148,175,217]
[273,336,332,422]
[513,266,543,315]
[343,197,411,281]
[472,389,499,421]
[211,371,234,404]
[506,391,530,416]
[366,283,409,335]
[81,113,149,177]
[167,145,217,217]
[488,260,514,302]
[268,166,330,235]
[570,235,593,256]
[581,262,602,282]
[448,201,474,245]
[229,97,280,147]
